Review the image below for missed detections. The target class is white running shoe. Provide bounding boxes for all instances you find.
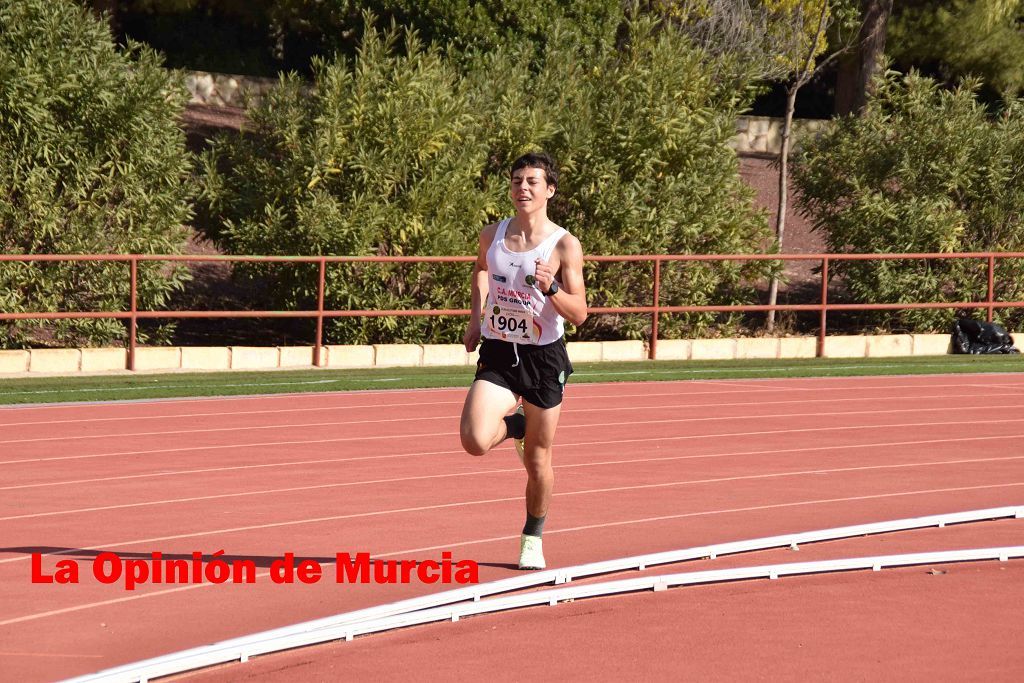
[513,403,526,463]
[518,533,545,570]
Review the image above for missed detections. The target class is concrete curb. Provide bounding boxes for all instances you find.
[0,334,962,377]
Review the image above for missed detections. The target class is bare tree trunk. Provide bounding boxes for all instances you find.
[765,0,832,332]
[765,0,832,334]
[835,0,893,116]
[765,83,798,332]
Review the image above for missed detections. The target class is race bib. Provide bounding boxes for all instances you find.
[487,303,535,342]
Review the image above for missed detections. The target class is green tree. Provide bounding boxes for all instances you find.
[834,0,893,116]
[0,0,193,348]
[757,0,861,331]
[791,71,1024,331]
[657,1,862,331]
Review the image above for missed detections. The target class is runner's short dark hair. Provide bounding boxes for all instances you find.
[510,152,558,190]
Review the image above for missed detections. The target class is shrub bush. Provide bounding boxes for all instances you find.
[792,71,1024,331]
[0,0,193,348]
[197,23,492,344]
[198,15,772,344]
[534,16,773,340]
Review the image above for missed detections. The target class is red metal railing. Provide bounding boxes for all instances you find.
[2,252,1024,370]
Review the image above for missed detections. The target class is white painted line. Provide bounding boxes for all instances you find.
[5,431,1021,492]
[5,452,1024,522]
[0,378,354,399]
[5,415,1024,466]
[574,362,1024,377]
[0,386,465,411]
[2,473,1024,569]
[3,490,1022,625]
[6,402,1024,446]
[63,506,1024,683]
[0,400,464,427]
[5,391,1023,428]
[1,372,1021,412]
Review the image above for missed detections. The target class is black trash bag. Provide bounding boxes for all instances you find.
[951,319,1020,354]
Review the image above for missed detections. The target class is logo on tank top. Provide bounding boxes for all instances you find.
[492,274,507,283]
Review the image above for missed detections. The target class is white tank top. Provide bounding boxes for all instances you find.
[482,218,568,346]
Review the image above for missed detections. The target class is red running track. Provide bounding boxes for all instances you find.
[1,373,1023,681]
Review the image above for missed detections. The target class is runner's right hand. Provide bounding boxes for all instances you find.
[463,321,481,352]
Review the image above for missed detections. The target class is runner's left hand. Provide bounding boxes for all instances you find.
[534,258,555,293]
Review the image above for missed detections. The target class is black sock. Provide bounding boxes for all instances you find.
[522,513,546,538]
[503,412,526,440]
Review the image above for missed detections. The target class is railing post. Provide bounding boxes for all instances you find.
[315,258,326,367]
[128,257,138,371]
[650,257,661,360]
[817,256,829,358]
[987,254,996,322]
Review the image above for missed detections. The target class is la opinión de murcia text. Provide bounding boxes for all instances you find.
[31,551,479,590]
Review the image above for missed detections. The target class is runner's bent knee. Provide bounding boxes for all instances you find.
[459,420,494,456]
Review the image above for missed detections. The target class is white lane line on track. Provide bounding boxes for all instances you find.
[0,370,894,399]
[4,461,1024,566]
[0,401,465,427]
[688,380,818,391]
[0,378,365,398]
[0,379,755,404]
[3,432,1022,493]
[0,386,467,411]
[5,404,1024,447]
[0,401,462,427]
[0,652,104,659]
[5,415,1024,467]
[2,481,1022,627]
[1,373,1022,414]
[573,363,1024,377]
[964,383,1024,391]
[4,390,1024,430]
[0,495,525,566]
[4,452,1024,522]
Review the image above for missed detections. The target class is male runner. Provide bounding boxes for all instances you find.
[460,151,588,570]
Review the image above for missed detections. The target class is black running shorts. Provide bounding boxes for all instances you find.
[474,337,574,409]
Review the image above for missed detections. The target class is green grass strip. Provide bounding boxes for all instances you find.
[0,355,1021,406]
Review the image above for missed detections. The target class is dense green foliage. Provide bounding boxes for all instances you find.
[197,15,771,344]
[103,0,623,75]
[364,0,623,58]
[198,24,492,344]
[0,0,193,348]
[535,17,774,340]
[890,0,1024,102]
[791,71,1024,331]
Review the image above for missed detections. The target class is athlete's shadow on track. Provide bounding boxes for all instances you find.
[4,547,522,571]
[3,547,336,567]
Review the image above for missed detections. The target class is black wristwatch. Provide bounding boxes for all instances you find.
[542,281,559,297]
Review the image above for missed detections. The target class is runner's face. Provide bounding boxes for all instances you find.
[509,167,554,212]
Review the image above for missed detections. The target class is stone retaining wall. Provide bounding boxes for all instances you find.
[185,71,280,108]
[729,115,832,156]
[0,335,957,375]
